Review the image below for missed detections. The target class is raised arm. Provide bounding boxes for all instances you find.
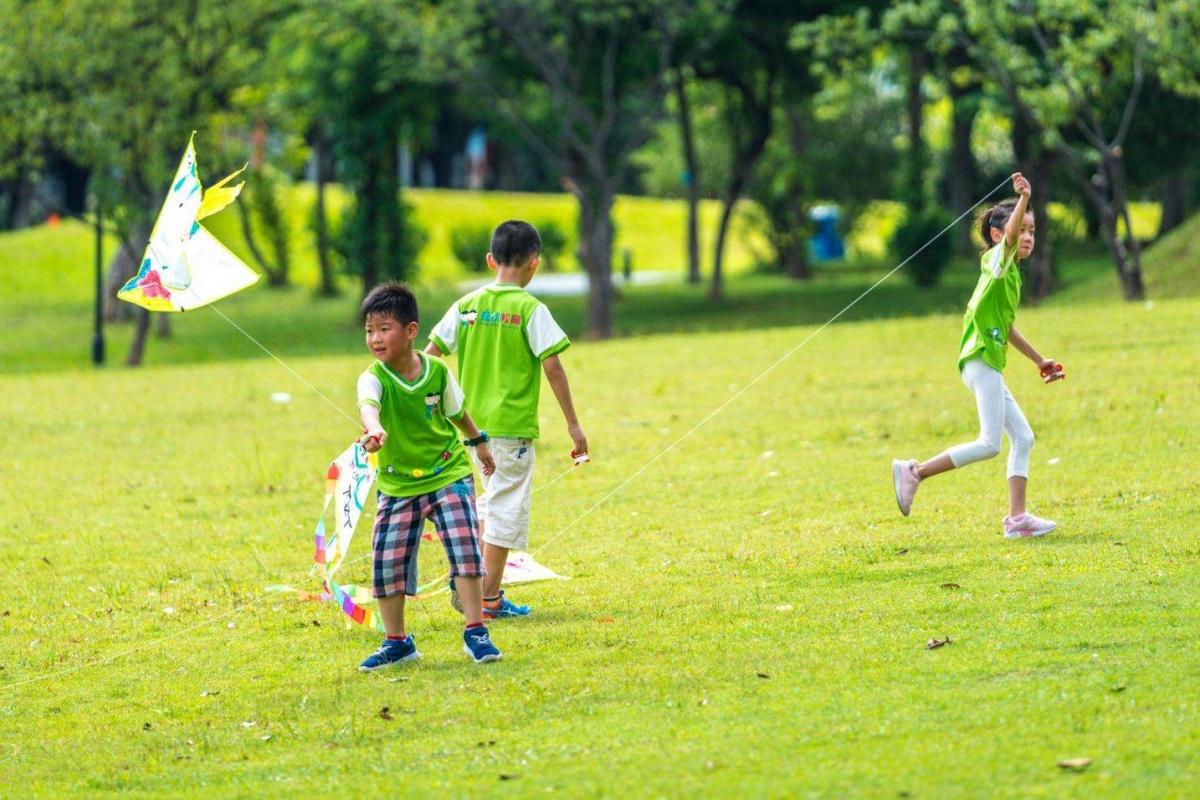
[1005,173,1032,249]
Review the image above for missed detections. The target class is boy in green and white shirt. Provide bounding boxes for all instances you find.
[355,282,503,671]
[427,220,588,618]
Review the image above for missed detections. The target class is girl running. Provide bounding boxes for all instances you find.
[892,173,1065,538]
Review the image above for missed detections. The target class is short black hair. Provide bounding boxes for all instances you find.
[490,220,541,266]
[360,281,419,325]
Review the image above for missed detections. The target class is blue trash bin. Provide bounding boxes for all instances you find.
[808,205,845,262]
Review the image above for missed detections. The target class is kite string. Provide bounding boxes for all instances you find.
[0,178,1009,693]
[207,304,361,428]
[207,305,571,494]
[0,551,370,693]
[531,176,1013,558]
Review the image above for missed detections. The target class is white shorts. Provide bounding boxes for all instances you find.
[470,437,535,551]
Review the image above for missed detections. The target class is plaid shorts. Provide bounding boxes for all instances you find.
[371,476,484,598]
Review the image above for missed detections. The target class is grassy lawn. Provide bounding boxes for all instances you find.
[2,263,1199,793]
[1,197,1198,795]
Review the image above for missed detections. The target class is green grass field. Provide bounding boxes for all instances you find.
[1,199,1199,796]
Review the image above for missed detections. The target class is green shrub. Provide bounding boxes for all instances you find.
[449,221,494,273]
[892,206,956,288]
[534,218,568,272]
[449,218,571,274]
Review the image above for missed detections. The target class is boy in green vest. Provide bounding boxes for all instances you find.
[356,281,503,670]
[427,220,588,619]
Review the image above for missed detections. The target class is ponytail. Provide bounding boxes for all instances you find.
[976,198,1031,252]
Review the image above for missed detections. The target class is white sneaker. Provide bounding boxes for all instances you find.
[1003,512,1057,538]
[892,459,920,516]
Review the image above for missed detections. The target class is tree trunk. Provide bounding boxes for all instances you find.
[359,151,380,299]
[126,308,152,367]
[948,79,980,255]
[1107,154,1145,300]
[710,193,737,301]
[1011,116,1054,300]
[674,70,702,285]
[574,186,615,339]
[314,124,338,297]
[155,312,171,339]
[236,198,280,284]
[711,79,774,301]
[1025,149,1056,301]
[103,223,151,322]
[902,46,927,211]
[783,106,811,280]
[1158,173,1186,237]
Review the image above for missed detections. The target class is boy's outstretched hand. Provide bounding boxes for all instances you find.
[567,423,588,462]
[476,442,496,476]
[360,426,387,453]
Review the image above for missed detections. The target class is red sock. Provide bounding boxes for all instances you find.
[386,634,407,641]
[465,622,484,630]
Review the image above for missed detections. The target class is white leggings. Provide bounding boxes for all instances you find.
[944,358,1034,479]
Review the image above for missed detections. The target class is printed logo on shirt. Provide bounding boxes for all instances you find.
[424,391,441,419]
[984,327,1007,345]
[461,309,522,328]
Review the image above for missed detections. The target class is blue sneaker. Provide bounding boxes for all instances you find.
[483,590,531,619]
[463,626,502,664]
[359,635,420,672]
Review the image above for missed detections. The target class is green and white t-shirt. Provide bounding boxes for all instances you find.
[357,353,473,498]
[958,241,1022,373]
[429,283,569,439]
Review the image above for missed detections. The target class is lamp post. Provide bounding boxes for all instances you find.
[92,197,105,366]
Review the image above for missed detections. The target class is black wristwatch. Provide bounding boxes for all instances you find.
[462,430,490,447]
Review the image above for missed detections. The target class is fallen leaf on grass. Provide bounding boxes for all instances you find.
[240,721,256,728]
[1114,542,1125,547]
[388,677,409,683]
[379,707,394,721]
[926,637,951,650]
[1111,686,1126,693]
[200,691,220,697]
[896,549,908,556]
[1058,758,1092,771]
[596,617,615,624]
[499,775,518,781]
[42,557,51,565]
[940,583,961,590]
[260,734,272,741]
[311,620,321,627]
[142,722,152,731]
[756,672,770,679]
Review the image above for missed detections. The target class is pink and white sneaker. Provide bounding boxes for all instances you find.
[1003,512,1057,538]
[892,459,921,516]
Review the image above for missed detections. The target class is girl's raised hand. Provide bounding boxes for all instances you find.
[1012,172,1031,198]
